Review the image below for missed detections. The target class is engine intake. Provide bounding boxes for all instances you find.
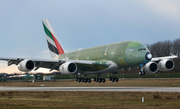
[18,59,35,72]
[59,62,77,74]
[158,59,174,71]
[143,62,158,74]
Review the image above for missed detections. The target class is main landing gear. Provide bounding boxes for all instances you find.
[93,76,106,83]
[75,77,91,83]
[109,74,118,82]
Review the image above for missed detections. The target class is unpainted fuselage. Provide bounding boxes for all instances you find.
[58,41,150,74]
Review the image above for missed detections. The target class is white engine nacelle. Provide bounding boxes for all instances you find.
[18,59,35,72]
[143,62,158,74]
[59,62,77,74]
[158,59,174,71]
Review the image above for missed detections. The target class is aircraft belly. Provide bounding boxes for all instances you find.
[83,67,116,75]
[83,61,118,75]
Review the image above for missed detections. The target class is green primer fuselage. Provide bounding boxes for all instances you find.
[58,41,150,70]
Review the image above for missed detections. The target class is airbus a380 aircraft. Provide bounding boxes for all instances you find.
[0,19,177,83]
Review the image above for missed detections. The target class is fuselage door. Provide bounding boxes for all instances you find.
[104,45,110,58]
[128,49,134,58]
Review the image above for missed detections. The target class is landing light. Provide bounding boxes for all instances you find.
[145,52,152,61]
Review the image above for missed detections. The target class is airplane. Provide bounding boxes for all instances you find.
[0,19,177,83]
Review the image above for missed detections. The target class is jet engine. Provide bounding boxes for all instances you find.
[158,59,174,71]
[59,62,77,74]
[143,62,158,74]
[18,59,35,72]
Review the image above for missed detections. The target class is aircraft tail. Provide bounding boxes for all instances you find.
[42,19,64,58]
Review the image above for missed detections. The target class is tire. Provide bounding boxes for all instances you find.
[103,79,105,83]
[78,78,81,82]
[96,78,99,82]
[93,77,96,82]
[88,79,91,83]
[76,77,78,81]
[112,78,114,82]
[98,78,101,83]
[142,71,145,75]
[84,79,87,83]
[109,77,112,81]
[115,78,118,82]
[139,71,142,75]
[81,78,84,82]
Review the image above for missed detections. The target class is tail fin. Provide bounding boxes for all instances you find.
[42,19,64,58]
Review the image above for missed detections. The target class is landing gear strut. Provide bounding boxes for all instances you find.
[139,67,145,76]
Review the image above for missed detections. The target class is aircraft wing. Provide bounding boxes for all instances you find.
[151,55,178,62]
[0,57,110,72]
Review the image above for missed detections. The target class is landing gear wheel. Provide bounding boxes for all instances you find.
[76,77,78,81]
[139,71,145,75]
[78,78,81,82]
[84,79,87,83]
[88,79,91,83]
[93,77,96,82]
[102,79,105,83]
[96,78,99,82]
[98,78,102,83]
[115,78,118,82]
[81,78,84,82]
[139,71,142,75]
[109,76,112,81]
[112,78,115,82]
[142,71,145,75]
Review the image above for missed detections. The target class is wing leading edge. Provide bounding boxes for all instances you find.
[0,57,111,73]
[151,55,178,62]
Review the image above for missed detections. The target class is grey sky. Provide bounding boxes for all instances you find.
[0,0,180,73]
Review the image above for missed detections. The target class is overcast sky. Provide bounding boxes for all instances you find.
[0,0,180,73]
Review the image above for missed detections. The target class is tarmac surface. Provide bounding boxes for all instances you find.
[0,87,180,92]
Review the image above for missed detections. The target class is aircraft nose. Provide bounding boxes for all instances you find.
[145,52,152,61]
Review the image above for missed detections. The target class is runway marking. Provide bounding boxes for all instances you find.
[0,87,180,92]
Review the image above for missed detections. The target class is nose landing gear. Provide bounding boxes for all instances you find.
[139,71,145,75]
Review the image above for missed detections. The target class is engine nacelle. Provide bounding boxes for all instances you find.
[158,59,174,71]
[143,62,158,74]
[59,62,77,74]
[18,59,35,72]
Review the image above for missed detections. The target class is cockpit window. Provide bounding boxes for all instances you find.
[138,48,146,51]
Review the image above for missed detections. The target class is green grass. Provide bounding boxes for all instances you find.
[0,91,180,109]
[0,79,180,108]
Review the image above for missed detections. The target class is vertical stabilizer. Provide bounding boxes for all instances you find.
[42,19,64,58]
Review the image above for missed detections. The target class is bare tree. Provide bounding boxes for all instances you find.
[162,40,173,56]
[147,40,173,57]
[172,39,180,59]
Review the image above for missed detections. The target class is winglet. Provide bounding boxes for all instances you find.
[170,53,175,56]
[42,19,64,58]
